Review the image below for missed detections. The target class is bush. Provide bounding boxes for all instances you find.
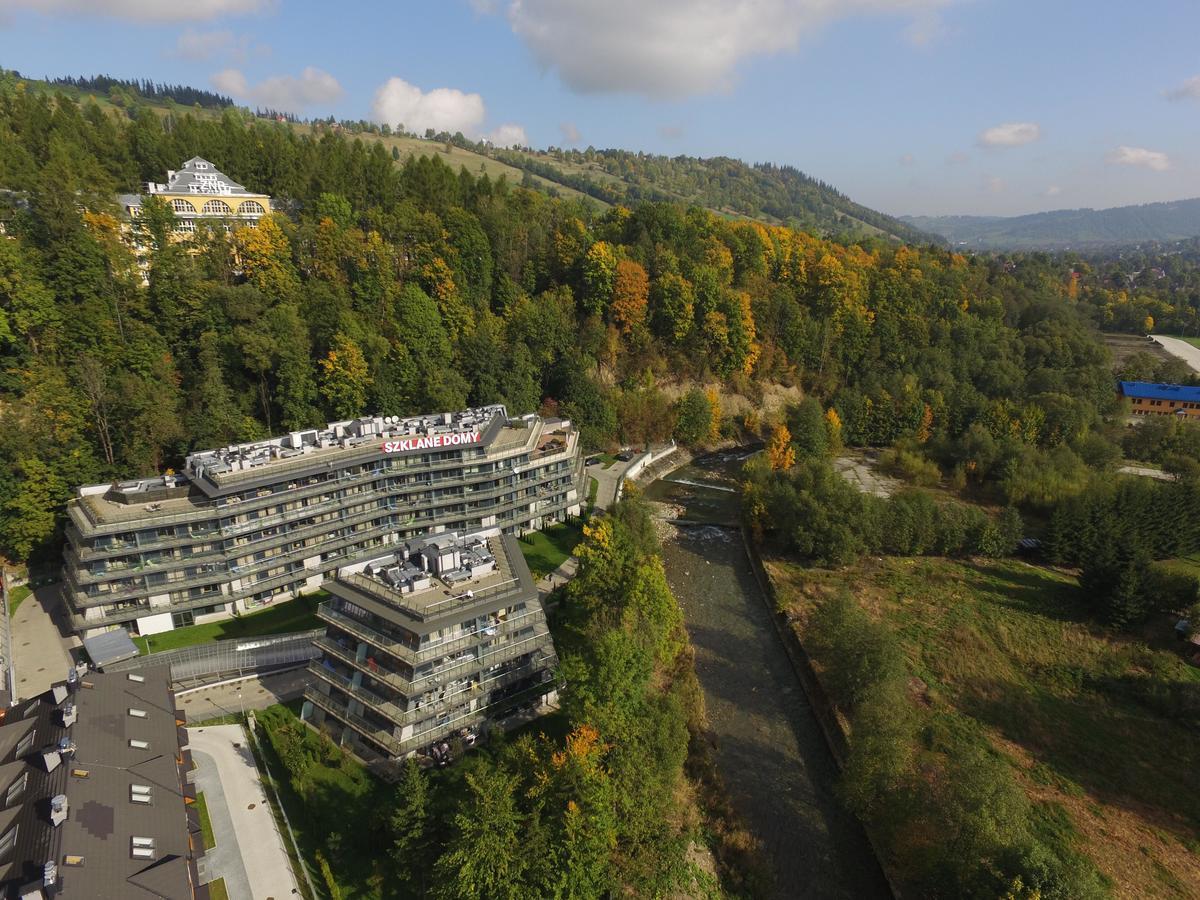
[878,447,941,487]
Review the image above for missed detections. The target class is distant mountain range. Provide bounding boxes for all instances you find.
[903,198,1200,250]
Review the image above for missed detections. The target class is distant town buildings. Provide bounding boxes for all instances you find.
[62,406,583,640]
[304,530,558,763]
[0,665,202,899]
[1119,381,1200,419]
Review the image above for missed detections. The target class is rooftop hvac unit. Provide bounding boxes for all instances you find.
[50,794,68,827]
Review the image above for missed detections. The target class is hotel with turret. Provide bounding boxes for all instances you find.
[62,406,583,638]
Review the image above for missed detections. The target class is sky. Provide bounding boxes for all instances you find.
[1,0,1199,217]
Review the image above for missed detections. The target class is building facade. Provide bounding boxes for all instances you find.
[63,406,583,638]
[1120,381,1200,419]
[303,531,558,762]
[119,156,271,235]
[0,665,203,900]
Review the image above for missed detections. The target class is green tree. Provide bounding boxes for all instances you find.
[319,332,372,419]
[435,766,528,900]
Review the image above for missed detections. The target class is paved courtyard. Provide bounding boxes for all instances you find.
[833,454,901,498]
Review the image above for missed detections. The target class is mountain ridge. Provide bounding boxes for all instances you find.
[904,197,1200,250]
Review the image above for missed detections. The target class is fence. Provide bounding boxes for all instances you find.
[105,629,323,683]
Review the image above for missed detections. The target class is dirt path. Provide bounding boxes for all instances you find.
[660,524,889,900]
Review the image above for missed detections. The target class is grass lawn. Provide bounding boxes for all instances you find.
[587,476,599,511]
[1167,335,1200,349]
[769,555,1200,897]
[195,791,216,850]
[140,592,324,655]
[206,879,229,900]
[6,585,30,617]
[519,522,584,578]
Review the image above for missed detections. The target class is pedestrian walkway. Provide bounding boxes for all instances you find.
[10,585,73,698]
[192,747,254,900]
[190,724,301,900]
[177,667,311,722]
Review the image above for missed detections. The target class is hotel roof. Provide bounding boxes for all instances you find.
[1118,381,1200,403]
[0,667,199,900]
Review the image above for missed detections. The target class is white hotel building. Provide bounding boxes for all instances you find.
[62,406,583,638]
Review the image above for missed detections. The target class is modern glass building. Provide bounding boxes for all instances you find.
[303,531,558,762]
[62,406,582,638]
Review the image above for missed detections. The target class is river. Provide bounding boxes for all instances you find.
[645,453,889,900]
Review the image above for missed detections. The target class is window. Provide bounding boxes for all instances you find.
[201,199,232,215]
[0,824,17,863]
[129,739,149,750]
[127,673,145,683]
[130,785,152,804]
[239,200,265,216]
[128,708,147,719]
[15,730,35,758]
[131,836,155,859]
[5,772,27,806]
[174,220,196,234]
[170,199,192,213]
[171,610,194,629]
[195,162,208,169]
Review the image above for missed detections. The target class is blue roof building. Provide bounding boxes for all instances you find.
[1119,381,1200,418]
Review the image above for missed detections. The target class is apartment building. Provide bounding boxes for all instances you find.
[303,531,558,762]
[63,406,583,638]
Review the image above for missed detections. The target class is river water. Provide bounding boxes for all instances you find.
[645,453,889,900]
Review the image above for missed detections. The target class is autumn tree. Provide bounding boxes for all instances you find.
[319,332,371,419]
[610,258,648,336]
[766,423,796,470]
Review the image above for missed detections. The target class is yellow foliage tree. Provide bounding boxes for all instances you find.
[704,387,721,443]
[1143,315,1155,334]
[611,258,649,335]
[766,424,796,471]
[233,213,298,300]
[824,407,843,451]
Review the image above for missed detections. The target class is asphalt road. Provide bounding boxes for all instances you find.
[1151,335,1200,374]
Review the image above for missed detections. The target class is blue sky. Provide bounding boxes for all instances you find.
[2,0,1198,217]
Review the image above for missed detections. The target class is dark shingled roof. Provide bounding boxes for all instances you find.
[0,666,200,900]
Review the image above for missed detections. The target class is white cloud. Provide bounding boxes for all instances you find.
[1108,145,1170,172]
[173,28,267,63]
[1166,75,1200,101]
[487,123,528,148]
[372,78,486,136]
[212,67,343,111]
[559,122,582,144]
[978,121,1040,147]
[175,29,235,61]
[5,0,271,21]
[493,0,954,96]
[1044,185,1062,197]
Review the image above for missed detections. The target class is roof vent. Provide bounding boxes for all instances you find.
[43,861,57,887]
[127,673,145,683]
[57,738,76,758]
[60,704,76,728]
[50,794,68,827]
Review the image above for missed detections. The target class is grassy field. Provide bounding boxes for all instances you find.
[195,791,216,849]
[140,593,323,654]
[769,555,1200,897]
[6,585,30,617]
[518,521,584,578]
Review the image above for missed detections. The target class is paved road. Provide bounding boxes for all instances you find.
[192,747,254,900]
[190,724,301,900]
[10,585,74,698]
[177,667,311,723]
[1151,335,1200,374]
[1118,464,1173,481]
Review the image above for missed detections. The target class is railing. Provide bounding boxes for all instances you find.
[318,602,547,665]
[338,572,522,622]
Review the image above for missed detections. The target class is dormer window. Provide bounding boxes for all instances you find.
[195,162,208,169]
[129,739,149,750]
[4,772,27,806]
[131,836,155,859]
[130,784,152,804]
[128,708,147,718]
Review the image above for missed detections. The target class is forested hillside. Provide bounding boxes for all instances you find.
[0,86,1118,568]
[906,198,1200,250]
[1,69,936,244]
